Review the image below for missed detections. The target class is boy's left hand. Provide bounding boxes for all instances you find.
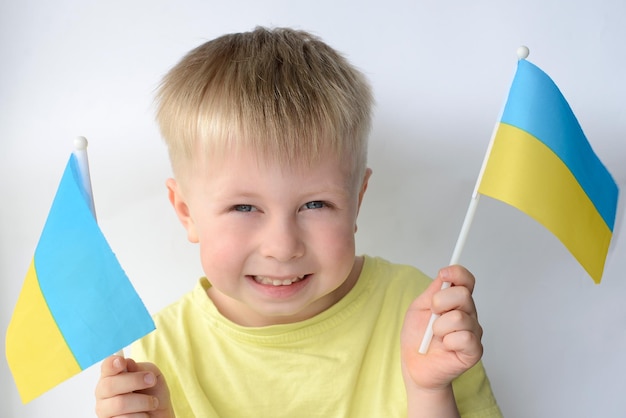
[400,265,483,393]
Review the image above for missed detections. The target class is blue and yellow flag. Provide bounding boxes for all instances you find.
[5,154,155,403]
[477,59,619,283]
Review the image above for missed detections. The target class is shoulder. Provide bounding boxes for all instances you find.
[132,278,210,360]
[355,256,433,316]
[153,279,208,328]
[362,255,433,294]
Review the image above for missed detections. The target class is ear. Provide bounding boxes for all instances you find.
[357,168,372,209]
[355,168,372,233]
[166,178,199,243]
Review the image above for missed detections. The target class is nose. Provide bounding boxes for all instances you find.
[259,216,305,261]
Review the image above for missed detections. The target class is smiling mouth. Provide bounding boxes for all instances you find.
[252,275,308,286]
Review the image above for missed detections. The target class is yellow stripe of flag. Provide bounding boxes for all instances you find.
[478,123,613,283]
[5,260,82,402]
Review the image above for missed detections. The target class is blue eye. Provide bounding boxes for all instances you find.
[303,201,325,210]
[233,204,255,212]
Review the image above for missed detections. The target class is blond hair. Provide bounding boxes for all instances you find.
[156,27,373,182]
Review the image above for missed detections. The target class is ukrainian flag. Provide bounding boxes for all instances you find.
[5,154,155,403]
[478,59,619,283]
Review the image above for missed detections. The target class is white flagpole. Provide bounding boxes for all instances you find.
[418,46,530,354]
[72,136,97,219]
[72,137,125,359]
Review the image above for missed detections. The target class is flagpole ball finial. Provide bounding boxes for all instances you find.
[74,136,88,150]
[517,45,530,60]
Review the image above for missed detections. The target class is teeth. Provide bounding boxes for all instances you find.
[254,275,305,286]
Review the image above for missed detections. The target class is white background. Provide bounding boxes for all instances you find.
[2,1,625,417]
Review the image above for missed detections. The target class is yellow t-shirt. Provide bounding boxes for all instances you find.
[133,256,502,417]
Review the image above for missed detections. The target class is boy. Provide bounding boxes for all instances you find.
[95,27,501,417]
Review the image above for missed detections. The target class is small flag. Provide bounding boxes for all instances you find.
[5,154,155,403]
[477,59,619,283]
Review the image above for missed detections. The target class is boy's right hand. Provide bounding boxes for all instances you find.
[95,355,174,418]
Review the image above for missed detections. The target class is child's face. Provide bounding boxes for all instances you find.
[168,149,371,327]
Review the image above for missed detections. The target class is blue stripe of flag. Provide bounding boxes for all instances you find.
[501,59,618,231]
[34,155,154,368]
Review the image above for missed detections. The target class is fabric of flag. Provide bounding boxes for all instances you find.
[477,59,619,283]
[5,154,155,403]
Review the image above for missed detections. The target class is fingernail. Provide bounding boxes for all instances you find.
[113,358,121,370]
[439,267,450,280]
[152,396,160,409]
[144,373,156,385]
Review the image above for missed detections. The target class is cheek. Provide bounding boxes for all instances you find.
[313,218,357,255]
[315,225,357,282]
[196,224,249,275]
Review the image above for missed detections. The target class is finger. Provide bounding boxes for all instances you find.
[442,329,483,365]
[433,310,483,340]
[113,414,150,418]
[437,265,476,293]
[431,285,478,317]
[100,355,127,378]
[96,392,159,417]
[97,370,157,400]
[412,275,449,312]
[435,310,484,361]
[124,357,135,369]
